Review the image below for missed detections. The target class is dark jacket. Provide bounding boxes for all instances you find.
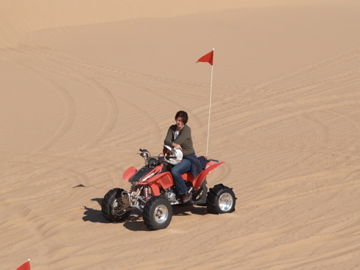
[184,153,206,178]
[164,125,194,156]
[164,124,205,177]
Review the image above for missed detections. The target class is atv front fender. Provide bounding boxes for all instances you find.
[138,172,174,196]
[123,166,137,181]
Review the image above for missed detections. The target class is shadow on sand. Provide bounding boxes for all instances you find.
[82,198,107,223]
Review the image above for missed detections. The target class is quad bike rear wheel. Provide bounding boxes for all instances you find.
[101,188,131,222]
[206,184,236,214]
[143,196,173,230]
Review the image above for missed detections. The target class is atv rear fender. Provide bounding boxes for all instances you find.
[184,161,225,191]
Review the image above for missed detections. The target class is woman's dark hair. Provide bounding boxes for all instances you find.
[175,110,188,124]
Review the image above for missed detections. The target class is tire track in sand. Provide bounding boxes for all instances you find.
[22,47,195,150]
[5,48,76,153]
[15,46,120,150]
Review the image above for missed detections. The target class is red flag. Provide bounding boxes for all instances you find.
[196,50,214,65]
[16,260,31,270]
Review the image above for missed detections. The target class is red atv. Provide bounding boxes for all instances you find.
[101,148,236,230]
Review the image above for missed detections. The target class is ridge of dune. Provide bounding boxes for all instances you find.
[1,0,332,48]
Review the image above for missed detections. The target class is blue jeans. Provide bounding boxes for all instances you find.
[171,159,191,195]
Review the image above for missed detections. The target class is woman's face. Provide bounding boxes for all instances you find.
[175,117,185,130]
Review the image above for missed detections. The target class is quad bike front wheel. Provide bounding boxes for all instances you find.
[206,184,236,214]
[101,188,131,222]
[143,196,173,230]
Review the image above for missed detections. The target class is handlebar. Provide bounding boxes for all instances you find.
[139,149,150,159]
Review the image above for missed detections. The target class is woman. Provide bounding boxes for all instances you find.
[164,111,201,203]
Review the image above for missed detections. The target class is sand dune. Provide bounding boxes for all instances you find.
[1,0,360,269]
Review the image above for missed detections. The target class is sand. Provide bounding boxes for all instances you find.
[1,0,360,269]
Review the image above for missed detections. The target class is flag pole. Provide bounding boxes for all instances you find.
[196,48,215,157]
[206,49,214,157]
